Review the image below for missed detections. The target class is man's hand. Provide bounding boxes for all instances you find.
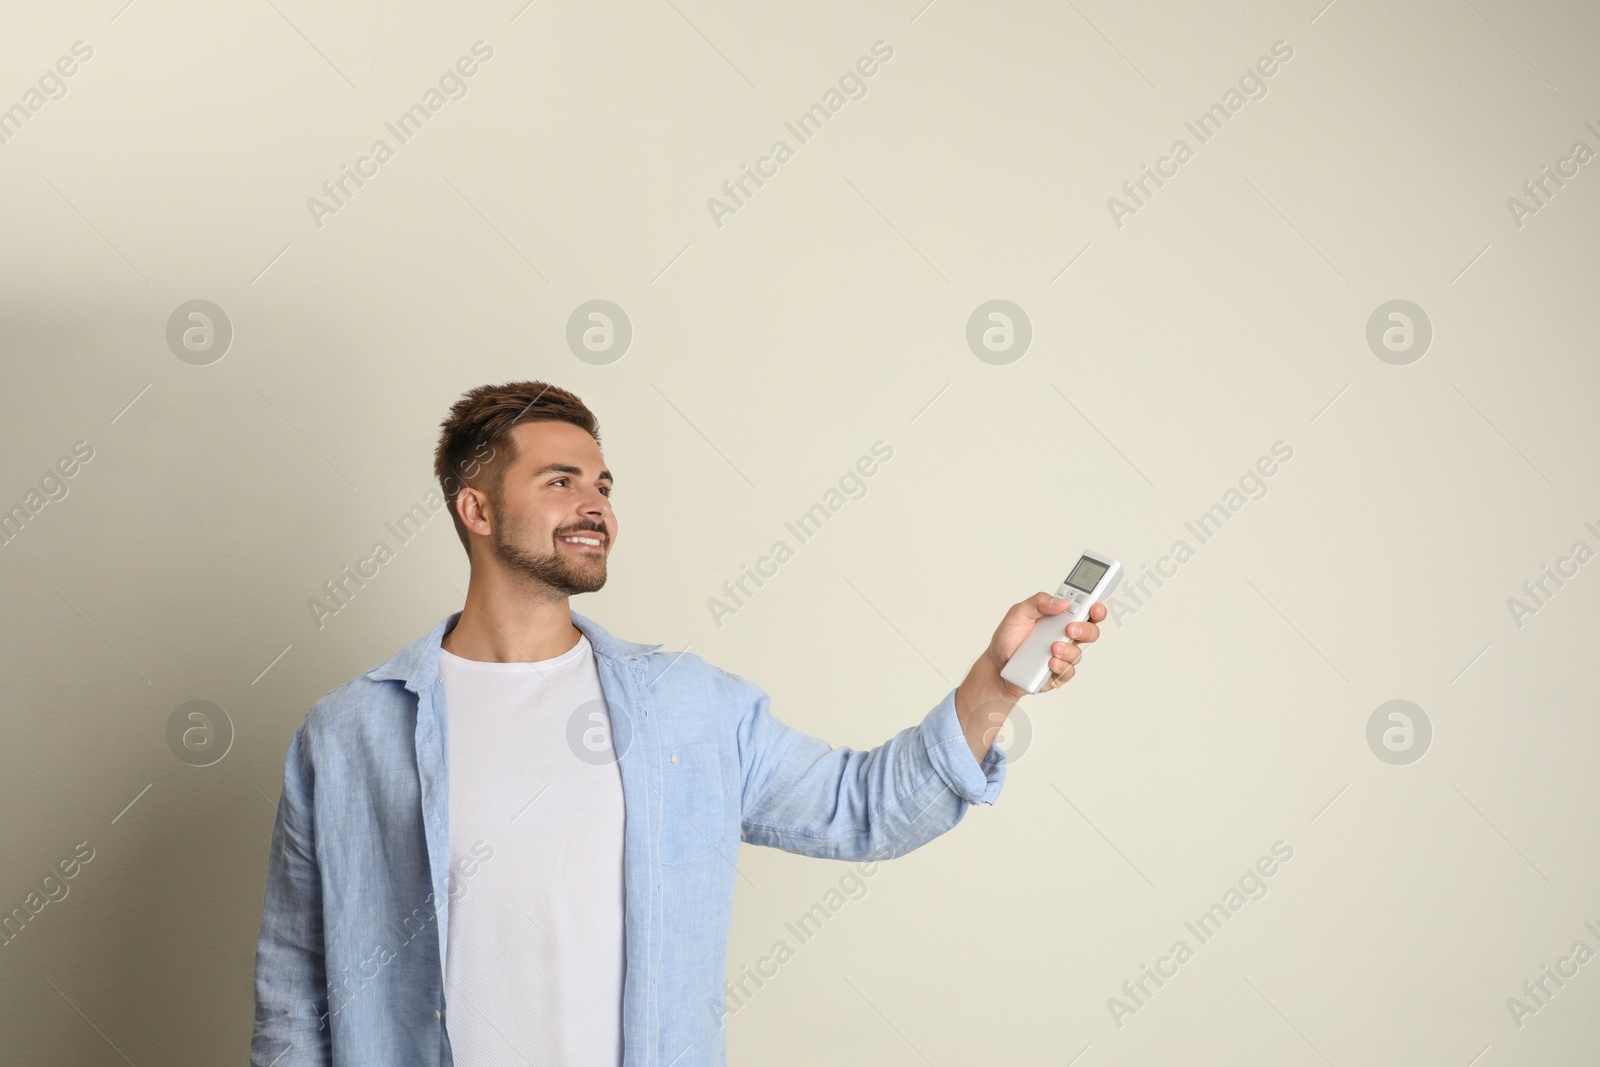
[953,593,1108,765]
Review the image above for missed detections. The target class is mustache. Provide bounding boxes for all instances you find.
[555,525,607,539]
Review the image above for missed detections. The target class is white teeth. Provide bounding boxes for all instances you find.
[562,536,602,546]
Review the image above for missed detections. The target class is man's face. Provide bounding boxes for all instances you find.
[482,420,616,596]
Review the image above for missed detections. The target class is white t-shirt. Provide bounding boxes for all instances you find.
[438,631,626,1066]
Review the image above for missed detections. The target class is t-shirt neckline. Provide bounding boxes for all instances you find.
[437,632,591,673]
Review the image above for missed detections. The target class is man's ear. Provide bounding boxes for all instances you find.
[456,485,494,537]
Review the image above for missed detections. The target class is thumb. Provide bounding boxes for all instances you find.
[1028,590,1073,618]
[1004,591,1071,634]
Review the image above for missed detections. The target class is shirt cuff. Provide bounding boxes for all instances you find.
[919,687,1007,806]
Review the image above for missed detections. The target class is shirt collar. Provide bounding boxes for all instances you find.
[363,607,663,692]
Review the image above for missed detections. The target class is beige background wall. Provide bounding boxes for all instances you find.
[3,0,1598,1062]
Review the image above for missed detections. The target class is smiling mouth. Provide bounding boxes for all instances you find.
[557,533,606,552]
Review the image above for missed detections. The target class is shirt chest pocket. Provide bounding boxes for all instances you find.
[658,740,726,867]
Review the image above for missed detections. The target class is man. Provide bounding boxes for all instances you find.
[251,381,1106,1067]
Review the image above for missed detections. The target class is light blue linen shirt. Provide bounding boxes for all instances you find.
[251,608,1007,1066]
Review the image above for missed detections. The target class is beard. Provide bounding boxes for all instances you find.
[491,506,608,596]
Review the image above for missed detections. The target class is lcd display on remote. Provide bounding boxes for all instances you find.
[1064,557,1109,593]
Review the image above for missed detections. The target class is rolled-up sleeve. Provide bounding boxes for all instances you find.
[729,666,1007,861]
[916,686,1007,806]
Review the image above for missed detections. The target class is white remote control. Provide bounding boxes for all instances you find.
[1000,551,1122,694]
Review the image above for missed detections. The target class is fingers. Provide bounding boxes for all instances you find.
[1046,660,1075,689]
[1048,640,1083,688]
[1049,640,1084,666]
[1042,602,1109,689]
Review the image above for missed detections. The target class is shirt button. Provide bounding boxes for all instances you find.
[668,753,678,763]
[435,1010,441,1020]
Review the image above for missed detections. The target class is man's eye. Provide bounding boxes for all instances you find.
[549,477,610,496]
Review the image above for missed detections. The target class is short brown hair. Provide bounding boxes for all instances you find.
[433,381,602,555]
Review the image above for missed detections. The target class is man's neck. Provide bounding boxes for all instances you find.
[441,574,581,663]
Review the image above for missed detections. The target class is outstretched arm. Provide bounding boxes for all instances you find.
[734,593,1108,861]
